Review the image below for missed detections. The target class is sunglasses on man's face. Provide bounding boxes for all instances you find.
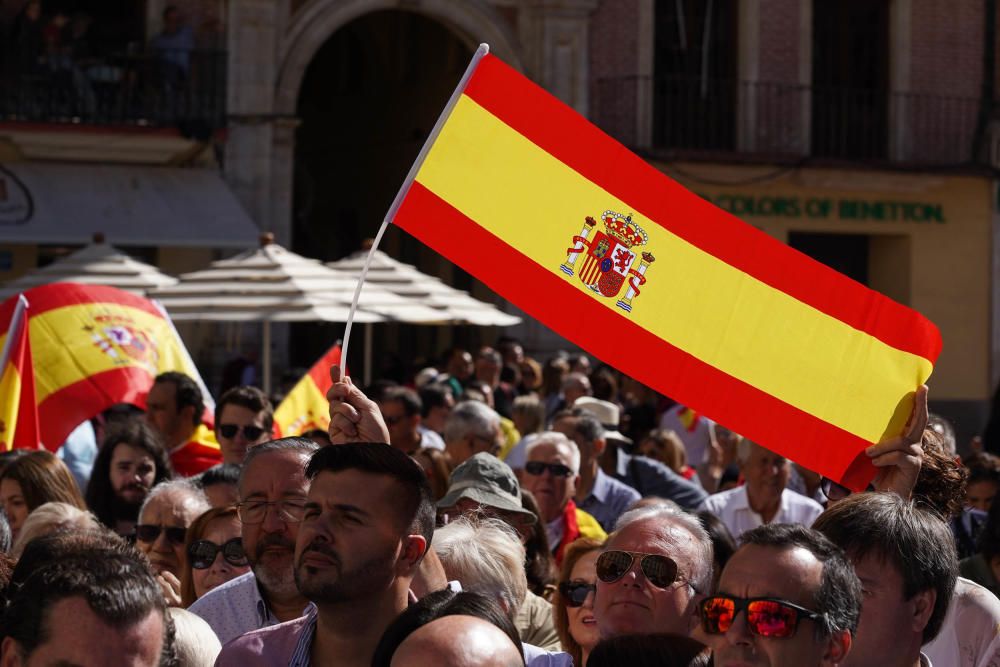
[596,550,687,590]
[558,581,596,607]
[524,461,573,478]
[188,537,248,569]
[135,524,186,545]
[819,477,874,502]
[700,594,823,639]
[218,423,267,441]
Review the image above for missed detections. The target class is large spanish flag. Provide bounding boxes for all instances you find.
[274,343,342,437]
[386,46,941,490]
[0,295,39,450]
[0,283,214,449]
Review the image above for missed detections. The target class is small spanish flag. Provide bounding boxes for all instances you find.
[0,283,215,450]
[274,343,342,437]
[386,46,941,490]
[0,295,39,450]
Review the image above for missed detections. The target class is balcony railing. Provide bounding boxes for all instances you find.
[592,76,982,166]
[0,49,226,136]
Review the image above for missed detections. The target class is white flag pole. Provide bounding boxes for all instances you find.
[340,43,491,370]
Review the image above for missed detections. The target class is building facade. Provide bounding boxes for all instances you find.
[2,0,996,441]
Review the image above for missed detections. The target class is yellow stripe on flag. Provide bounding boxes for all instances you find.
[0,362,24,450]
[415,95,932,443]
[26,303,197,403]
[274,377,330,437]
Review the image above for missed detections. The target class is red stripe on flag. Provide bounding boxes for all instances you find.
[1,283,164,320]
[463,55,941,363]
[37,366,154,447]
[307,344,342,389]
[395,181,878,489]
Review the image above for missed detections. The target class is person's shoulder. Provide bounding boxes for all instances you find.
[953,576,1000,616]
[523,643,573,667]
[782,487,824,512]
[216,616,308,664]
[190,571,257,613]
[702,485,743,508]
[603,471,641,499]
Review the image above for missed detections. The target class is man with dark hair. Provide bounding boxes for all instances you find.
[695,523,860,667]
[551,410,639,532]
[146,371,220,476]
[197,462,241,507]
[85,419,173,537]
[571,398,707,510]
[377,386,442,455]
[218,443,434,666]
[813,492,958,667]
[214,385,274,465]
[189,437,319,645]
[418,384,454,439]
[1,542,172,667]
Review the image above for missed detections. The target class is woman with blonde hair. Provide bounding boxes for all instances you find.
[553,537,604,667]
[11,501,101,558]
[0,450,86,543]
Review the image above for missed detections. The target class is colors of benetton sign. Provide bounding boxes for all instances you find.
[386,46,941,490]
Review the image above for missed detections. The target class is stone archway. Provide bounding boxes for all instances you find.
[275,0,524,117]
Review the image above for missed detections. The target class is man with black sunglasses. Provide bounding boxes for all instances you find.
[521,432,607,564]
[214,385,274,465]
[594,504,713,639]
[695,523,860,666]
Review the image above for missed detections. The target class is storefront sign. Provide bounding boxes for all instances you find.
[700,194,946,224]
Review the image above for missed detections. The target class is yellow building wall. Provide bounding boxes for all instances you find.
[663,162,992,401]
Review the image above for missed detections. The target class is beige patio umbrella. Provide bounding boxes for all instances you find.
[328,243,521,327]
[0,233,178,300]
[149,235,447,392]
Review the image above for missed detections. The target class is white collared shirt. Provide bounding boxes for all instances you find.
[698,486,824,540]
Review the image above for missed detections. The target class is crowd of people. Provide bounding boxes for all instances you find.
[2,338,1000,666]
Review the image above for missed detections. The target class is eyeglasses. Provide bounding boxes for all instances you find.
[218,424,267,440]
[596,550,689,590]
[700,594,823,639]
[236,499,308,524]
[524,461,574,478]
[558,581,596,607]
[135,524,187,545]
[188,537,248,569]
[819,477,874,502]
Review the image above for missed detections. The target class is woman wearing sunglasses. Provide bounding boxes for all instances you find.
[180,506,251,606]
[553,537,603,667]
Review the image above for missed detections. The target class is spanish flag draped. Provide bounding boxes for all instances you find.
[386,46,942,490]
[0,295,39,451]
[0,283,213,450]
[274,343,342,437]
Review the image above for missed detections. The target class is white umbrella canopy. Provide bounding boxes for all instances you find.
[149,235,448,391]
[327,244,521,327]
[0,233,178,300]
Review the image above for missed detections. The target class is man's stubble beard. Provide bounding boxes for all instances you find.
[294,541,398,605]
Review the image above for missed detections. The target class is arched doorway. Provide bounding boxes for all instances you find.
[290,10,487,380]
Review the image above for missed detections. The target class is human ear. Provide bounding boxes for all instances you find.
[400,535,428,569]
[910,588,937,634]
[821,629,852,665]
[1,637,24,667]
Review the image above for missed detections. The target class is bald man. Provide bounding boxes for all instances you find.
[391,615,524,667]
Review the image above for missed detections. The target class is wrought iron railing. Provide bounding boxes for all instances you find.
[592,76,982,166]
[0,48,226,137]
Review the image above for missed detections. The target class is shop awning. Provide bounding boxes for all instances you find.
[0,163,258,248]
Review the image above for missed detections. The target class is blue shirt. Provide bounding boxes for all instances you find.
[578,467,641,532]
[612,448,708,509]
